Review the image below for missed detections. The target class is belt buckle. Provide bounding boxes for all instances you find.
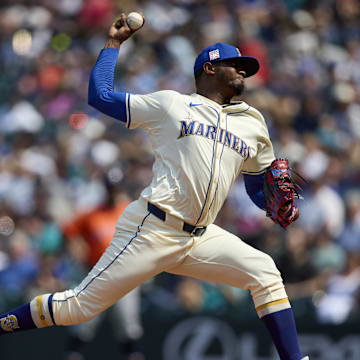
[191,226,207,237]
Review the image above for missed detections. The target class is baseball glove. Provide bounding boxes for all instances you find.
[263,159,304,228]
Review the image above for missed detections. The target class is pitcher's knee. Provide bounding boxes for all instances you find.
[248,253,288,308]
[50,290,98,326]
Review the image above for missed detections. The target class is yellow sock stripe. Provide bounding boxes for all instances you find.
[256,297,289,312]
[36,295,48,327]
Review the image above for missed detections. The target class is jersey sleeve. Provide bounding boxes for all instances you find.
[88,48,175,131]
[241,107,275,175]
[88,48,128,122]
[126,90,176,130]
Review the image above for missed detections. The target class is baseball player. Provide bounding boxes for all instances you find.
[0,13,308,360]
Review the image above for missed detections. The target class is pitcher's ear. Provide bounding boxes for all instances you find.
[203,62,216,75]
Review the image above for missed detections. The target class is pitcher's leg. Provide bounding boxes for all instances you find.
[169,224,304,360]
[0,237,150,334]
[0,199,194,336]
[52,222,163,326]
[169,224,287,307]
[0,209,156,334]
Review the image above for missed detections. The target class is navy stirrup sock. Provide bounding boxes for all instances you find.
[0,303,36,334]
[0,294,55,335]
[261,308,303,360]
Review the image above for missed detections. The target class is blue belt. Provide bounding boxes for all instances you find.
[147,202,207,237]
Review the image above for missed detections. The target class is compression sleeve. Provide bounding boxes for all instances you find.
[243,173,266,210]
[88,48,128,122]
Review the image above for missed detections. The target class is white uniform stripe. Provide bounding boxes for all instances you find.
[29,294,54,328]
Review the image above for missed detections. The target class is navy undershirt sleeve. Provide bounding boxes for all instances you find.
[88,48,127,122]
[243,173,266,210]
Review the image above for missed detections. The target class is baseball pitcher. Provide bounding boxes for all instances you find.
[0,13,308,360]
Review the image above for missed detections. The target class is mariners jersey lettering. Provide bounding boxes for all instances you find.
[123,90,275,226]
[179,120,250,159]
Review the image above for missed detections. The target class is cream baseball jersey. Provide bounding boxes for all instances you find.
[122,90,275,226]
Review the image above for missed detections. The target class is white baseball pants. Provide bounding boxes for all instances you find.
[44,197,289,326]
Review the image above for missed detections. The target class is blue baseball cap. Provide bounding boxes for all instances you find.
[194,42,260,78]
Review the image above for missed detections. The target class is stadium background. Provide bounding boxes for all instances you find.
[0,0,360,359]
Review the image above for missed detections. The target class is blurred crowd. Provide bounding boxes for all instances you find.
[1,0,360,334]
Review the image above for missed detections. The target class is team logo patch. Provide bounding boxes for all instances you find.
[272,168,282,177]
[209,49,220,61]
[272,168,288,178]
[1,314,20,332]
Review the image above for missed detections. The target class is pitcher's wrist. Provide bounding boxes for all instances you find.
[104,38,122,49]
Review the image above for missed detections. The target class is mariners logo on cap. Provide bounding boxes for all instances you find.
[1,314,20,332]
[209,49,220,61]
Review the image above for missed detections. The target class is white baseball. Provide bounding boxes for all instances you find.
[127,12,144,30]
